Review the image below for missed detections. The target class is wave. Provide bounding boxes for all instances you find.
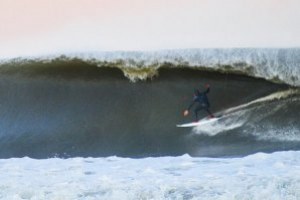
[0,48,299,86]
[0,62,298,158]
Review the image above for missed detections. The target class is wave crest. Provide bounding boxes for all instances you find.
[0,48,299,85]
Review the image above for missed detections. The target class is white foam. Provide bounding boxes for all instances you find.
[0,151,300,199]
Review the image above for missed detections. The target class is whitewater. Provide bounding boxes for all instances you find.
[1,152,300,199]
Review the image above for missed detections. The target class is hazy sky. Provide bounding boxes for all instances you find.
[0,0,299,57]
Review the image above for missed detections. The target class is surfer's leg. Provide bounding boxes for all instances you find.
[205,107,214,118]
[193,109,198,121]
[194,105,203,121]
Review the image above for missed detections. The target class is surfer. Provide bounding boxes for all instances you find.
[183,84,214,121]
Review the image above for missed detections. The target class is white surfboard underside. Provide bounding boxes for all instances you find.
[177,118,219,128]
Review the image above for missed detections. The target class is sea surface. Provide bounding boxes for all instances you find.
[0,48,299,199]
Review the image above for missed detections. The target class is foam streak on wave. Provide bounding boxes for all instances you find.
[222,89,300,115]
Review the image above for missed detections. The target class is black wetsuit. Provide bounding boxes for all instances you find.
[187,87,213,121]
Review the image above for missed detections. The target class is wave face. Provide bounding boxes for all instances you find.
[0,57,299,158]
[1,48,299,86]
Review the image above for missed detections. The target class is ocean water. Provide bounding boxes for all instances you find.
[0,48,299,199]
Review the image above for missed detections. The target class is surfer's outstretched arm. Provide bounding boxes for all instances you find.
[183,100,195,116]
[187,100,195,111]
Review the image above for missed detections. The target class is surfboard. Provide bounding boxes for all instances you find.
[177,117,219,128]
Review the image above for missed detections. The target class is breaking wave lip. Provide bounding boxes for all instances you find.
[0,48,299,86]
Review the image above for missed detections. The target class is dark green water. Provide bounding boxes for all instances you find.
[0,60,298,158]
